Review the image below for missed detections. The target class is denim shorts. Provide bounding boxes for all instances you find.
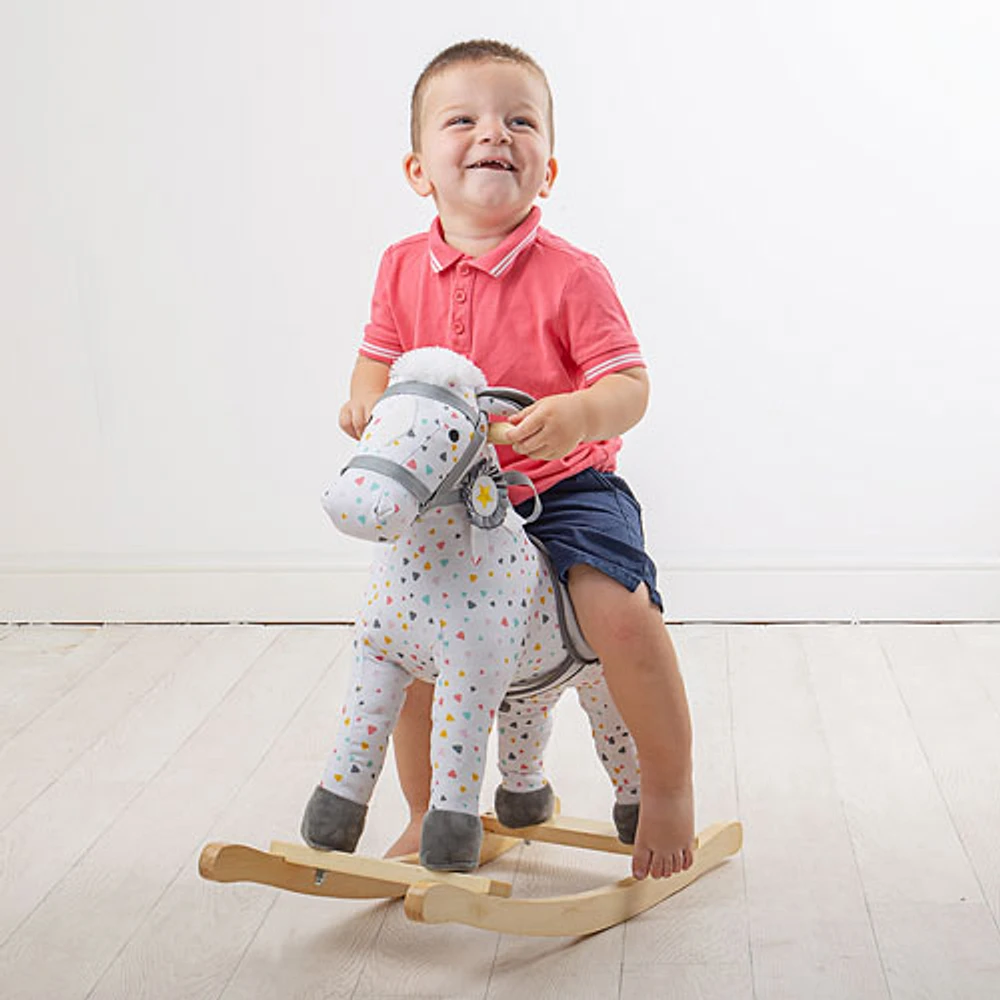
[514,468,663,611]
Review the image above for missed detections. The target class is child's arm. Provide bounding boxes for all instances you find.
[503,367,649,461]
[339,356,391,439]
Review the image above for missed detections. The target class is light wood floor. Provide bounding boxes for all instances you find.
[1,623,999,999]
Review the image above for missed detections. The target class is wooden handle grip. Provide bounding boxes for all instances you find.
[487,421,515,445]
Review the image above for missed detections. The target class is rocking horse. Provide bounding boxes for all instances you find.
[199,347,741,936]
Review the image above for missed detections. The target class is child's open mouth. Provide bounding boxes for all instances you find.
[468,158,516,171]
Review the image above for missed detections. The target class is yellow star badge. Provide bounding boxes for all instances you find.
[476,482,495,510]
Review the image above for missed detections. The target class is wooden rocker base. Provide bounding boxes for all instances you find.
[199,816,742,938]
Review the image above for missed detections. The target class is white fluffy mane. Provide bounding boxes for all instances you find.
[389,347,486,392]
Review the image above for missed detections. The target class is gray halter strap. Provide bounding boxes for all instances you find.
[342,380,486,513]
[342,378,542,522]
[379,381,481,427]
[344,455,433,505]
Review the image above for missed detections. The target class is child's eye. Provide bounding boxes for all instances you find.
[446,115,474,127]
[509,117,536,129]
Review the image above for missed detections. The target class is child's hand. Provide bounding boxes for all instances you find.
[503,394,588,461]
[339,395,379,440]
[340,357,391,440]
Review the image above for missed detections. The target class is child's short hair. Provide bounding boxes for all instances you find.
[410,39,554,152]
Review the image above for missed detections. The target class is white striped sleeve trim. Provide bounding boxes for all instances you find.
[490,223,540,277]
[360,340,403,362]
[583,353,646,383]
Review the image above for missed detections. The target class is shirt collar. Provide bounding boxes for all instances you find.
[427,206,542,279]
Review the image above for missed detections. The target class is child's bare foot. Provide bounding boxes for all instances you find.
[383,815,424,859]
[631,785,696,880]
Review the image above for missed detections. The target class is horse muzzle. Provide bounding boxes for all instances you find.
[321,467,420,542]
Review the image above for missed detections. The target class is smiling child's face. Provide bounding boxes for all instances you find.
[404,60,558,243]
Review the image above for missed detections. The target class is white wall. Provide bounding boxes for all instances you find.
[2,1,998,622]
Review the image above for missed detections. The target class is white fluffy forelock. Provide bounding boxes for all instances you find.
[389,347,487,392]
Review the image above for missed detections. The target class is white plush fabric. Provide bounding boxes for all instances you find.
[389,346,487,391]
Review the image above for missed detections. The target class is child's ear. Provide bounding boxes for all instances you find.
[538,157,558,199]
[403,152,434,197]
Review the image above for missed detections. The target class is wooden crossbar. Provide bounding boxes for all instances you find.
[270,841,512,897]
[481,813,635,855]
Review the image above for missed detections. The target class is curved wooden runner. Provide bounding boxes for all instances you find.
[199,829,521,901]
[405,820,742,937]
[199,816,742,936]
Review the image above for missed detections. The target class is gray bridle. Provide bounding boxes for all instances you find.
[342,381,540,520]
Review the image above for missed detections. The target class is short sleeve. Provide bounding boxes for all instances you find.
[558,258,645,384]
[359,247,404,364]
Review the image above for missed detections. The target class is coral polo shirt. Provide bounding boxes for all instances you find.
[359,206,645,497]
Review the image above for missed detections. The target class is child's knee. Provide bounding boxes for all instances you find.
[568,566,657,650]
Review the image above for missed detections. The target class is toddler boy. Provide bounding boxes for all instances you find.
[337,40,693,880]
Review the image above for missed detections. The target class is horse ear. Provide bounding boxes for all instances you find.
[476,387,536,418]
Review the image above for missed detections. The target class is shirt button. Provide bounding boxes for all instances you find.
[454,289,467,303]
[453,321,465,335]
[458,263,470,276]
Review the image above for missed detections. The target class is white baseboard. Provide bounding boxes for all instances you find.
[2,561,998,623]
[662,565,1000,622]
[0,565,371,624]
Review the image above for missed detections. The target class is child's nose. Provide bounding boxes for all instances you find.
[478,119,511,144]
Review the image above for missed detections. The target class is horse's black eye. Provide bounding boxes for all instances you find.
[448,429,461,442]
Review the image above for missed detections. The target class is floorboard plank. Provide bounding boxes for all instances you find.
[872,625,1000,996]
[0,625,244,947]
[949,624,1000,927]
[0,625,135,744]
[728,626,888,1000]
[483,829,625,1000]
[867,900,1000,1000]
[80,627,355,1000]
[0,626,295,1000]
[621,962,754,1000]
[801,624,1000,999]
[0,625,199,832]
[880,625,1000,919]
[951,624,1000,719]
[803,626,982,904]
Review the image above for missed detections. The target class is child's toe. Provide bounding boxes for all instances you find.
[632,846,653,880]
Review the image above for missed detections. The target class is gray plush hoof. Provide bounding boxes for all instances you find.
[300,785,367,852]
[419,809,483,872]
[494,783,555,828]
[613,801,640,845]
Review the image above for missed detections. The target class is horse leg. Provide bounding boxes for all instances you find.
[493,690,560,828]
[574,677,642,844]
[301,651,410,852]
[420,656,512,872]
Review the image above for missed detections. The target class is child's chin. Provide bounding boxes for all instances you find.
[462,188,527,214]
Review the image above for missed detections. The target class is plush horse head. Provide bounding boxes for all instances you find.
[322,347,534,544]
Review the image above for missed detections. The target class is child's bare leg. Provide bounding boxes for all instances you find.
[568,565,695,880]
[384,678,433,857]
